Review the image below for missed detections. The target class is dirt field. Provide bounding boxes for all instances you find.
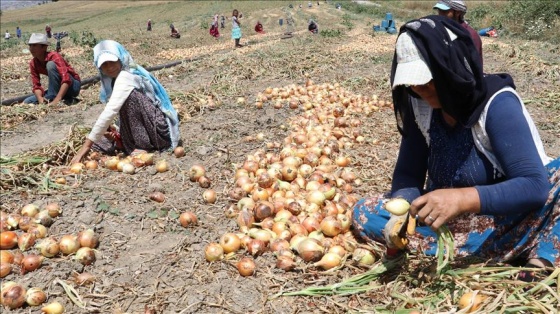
[1,2,559,313]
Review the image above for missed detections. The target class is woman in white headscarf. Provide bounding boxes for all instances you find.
[71,40,179,163]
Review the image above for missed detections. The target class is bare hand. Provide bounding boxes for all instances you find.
[409,188,480,230]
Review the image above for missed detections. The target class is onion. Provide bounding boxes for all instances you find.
[237,209,255,231]
[257,172,274,188]
[85,160,98,170]
[0,263,11,278]
[1,282,26,309]
[75,247,96,265]
[179,212,198,228]
[17,233,36,251]
[122,163,135,174]
[70,162,84,174]
[173,146,185,158]
[41,301,65,314]
[198,176,211,188]
[320,216,342,237]
[251,187,269,202]
[37,238,60,257]
[246,239,267,256]
[139,153,154,166]
[248,228,274,244]
[202,189,217,204]
[6,213,21,229]
[302,216,321,233]
[219,233,241,254]
[224,204,238,218]
[21,254,44,274]
[54,177,67,184]
[313,252,342,270]
[21,204,39,217]
[384,198,410,216]
[458,291,486,312]
[0,231,18,249]
[25,287,47,306]
[77,229,99,248]
[204,243,224,262]
[297,238,324,262]
[59,234,80,255]
[352,248,375,266]
[253,201,274,221]
[149,191,165,203]
[0,250,14,264]
[17,216,34,231]
[104,157,119,170]
[276,256,296,271]
[155,160,169,173]
[27,224,47,239]
[306,190,326,206]
[34,210,53,227]
[328,245,347,258]
[270,239,290,253]
[236,257,256,276]
[45,203,62,218]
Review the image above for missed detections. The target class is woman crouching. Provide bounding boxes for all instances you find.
[71,40,180,163]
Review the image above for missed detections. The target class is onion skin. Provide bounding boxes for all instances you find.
[205,243,224,262]
[0,231,18,249]
[276,256,296,271]
[75,247,96,266]
[18,233,36,251]
[219,233,241,254]
[59,234,80,255]
[37,238,60,258]
[297,238,324,262]
[179,212,198,228]
[0,262,11,278]
[236,257,256,277]
[77,229,99,249]
[0,250,14,264]
[1,282,26,309]
[458,291,486,313]
[21,254,44,274]
[71,272,96,285]
[174,146,186,158]
[25,287,47,306]
[202,189,217,204]
[149,192,165,203]
[384,198,410,216]
[41,301,65,314]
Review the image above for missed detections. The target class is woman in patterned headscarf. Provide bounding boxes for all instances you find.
[352,15,559,281]
[71,40,180,163]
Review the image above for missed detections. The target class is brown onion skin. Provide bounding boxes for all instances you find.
[1,283,26,309]
[236,257,256,277]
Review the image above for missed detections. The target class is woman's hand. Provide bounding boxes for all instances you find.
[71,139,94,164]
[409,187,481,230]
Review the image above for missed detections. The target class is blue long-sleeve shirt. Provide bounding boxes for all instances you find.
[391,91,549,216]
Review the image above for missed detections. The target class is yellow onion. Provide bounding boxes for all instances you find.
[74,247,96,265]
[45,203,62,218]
[253,201,274,222]
[297,238,324,262]
[0,250,14,264]
[202,189,217,204]
[25,287,47,306]
[0,262,11,278]
[173,146,185,158]
[320,216,343,237]
[313,252,342,270]
[328,245,347,258]
[205,243,224,262]
[6,214,21,229]
[0,231,18,249]
[85,160,98,170]
[219,233,241,254]
[21,254,44,274]
[59,234,80,255]
[188,164,206,182]
[34,210,53,227]
[276,256,296,271]
[139,153,154,166]
[37,237,60,257]
[179,212,198,228]
[352,248,375,266]
[458,291,486,313]
[198,176,212,188]
[1,282,26,309]
[236,209,255,232]
[384,198,410,216]
[236,257,256,277]
[77,229,99,249]
[17,233,36,251]
[21,204,39,217]
[70,163,84,174]
[104,157,119,170]
[246,239,267,256]
[121,163,135,174]
[149,191,165,203]
[155,160,169,173]
[41,301,64,314]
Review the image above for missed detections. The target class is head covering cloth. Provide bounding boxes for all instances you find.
[93,40,180,148]
[390,15,514,136]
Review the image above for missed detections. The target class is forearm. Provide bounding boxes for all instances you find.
[52,82,70,103]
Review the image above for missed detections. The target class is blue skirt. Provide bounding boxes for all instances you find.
[352,157,560,266]
[231,27,242,39]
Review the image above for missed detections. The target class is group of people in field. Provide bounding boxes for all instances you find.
[23,0,559,283]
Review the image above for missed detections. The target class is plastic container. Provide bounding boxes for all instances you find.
[381,20,389,29]
[279,19,284,26]
[373,25,381,32]
[387,27,398,34]
[385,12,393,21]
[388,20,396,28]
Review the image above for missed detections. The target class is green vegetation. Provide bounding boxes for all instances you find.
[320,29,342,38]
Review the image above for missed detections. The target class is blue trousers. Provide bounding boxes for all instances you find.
[24,61,81,104]
[352,157,560,266]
